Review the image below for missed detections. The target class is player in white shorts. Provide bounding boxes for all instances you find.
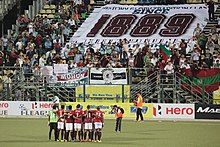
[93,106,104,142]
[72,104,83,141]
[83,105,93,142]
[56,105,65,141]
[64,105,74,142]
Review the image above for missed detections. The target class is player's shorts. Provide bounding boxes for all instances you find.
[74,123,82,131]
[94,122,102,129]
[57,122,64,130]
[66,123,73,131]
[84,123,93,130]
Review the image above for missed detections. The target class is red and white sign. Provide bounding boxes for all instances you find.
[153,104,195,119]
[0,101,53,117]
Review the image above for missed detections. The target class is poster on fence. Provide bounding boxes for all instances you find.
[60,102,153,119]
[54,64,68,74]
[41,66,53,76]
[90,68,127,85]
[76,85,130,102]
[48,68,89,87]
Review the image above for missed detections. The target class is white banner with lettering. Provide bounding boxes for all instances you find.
[70,4,210,46]
[48,68,89,87]
[90,68,127,84]
[153,104,195,119]
[0,101,53,117]
[54,64,68,74]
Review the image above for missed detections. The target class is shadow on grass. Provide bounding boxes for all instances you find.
[0,140,50,143]
[103,136,160,145]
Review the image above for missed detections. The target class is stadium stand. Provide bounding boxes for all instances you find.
[0,0,219,103]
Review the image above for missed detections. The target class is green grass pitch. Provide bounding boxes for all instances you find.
[0,118,220,147]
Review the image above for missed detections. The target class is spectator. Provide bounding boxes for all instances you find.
[100,54,109,67]
[164,61,174,84]
[206,35,215,54]
[180,60,190,70]
[207,0,215,21]
[213,60,220,67]
[135,48,144,68]
[164,61,174,74]
[39,54,46,67]
[0,51,4,66]
[193,23,202,37]
[75,50,83,64]
[198,32,207,54]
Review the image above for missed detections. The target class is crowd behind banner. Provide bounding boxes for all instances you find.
[0,1,220,83]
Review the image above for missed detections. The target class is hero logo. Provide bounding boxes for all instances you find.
[0,103,9,108]
[32,102,52,109]
[197,107,220,113]
[153,105,162,116]
[166,107,193,115]
[154,105,193,116]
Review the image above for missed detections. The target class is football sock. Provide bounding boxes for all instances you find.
[74,131,77,140]
[66,131,69,141]
[98,132,101,141]
[89,132,92,140]
[84,132,87,140]
[71,132,74,140]
[91,131,94,140]
[94,132,97,140]
[78,131,81,140]
[57,130,60,140]
[81,130,84,140]
[61,130,64,140]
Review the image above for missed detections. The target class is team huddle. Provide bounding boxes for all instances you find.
[48,104,104,143]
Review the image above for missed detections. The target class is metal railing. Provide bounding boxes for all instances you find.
[0,66,218,103]
[175,72,211,104]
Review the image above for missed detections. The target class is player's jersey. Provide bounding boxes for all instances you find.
[72,109,83,124]
[57,109,65,122]
[65,111,73,123]
[84,110,93,123]
[93,110,104,123]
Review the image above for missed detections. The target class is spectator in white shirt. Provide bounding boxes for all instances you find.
[151,55,158,66]
[39,54,46,67]
[164,61,174,74]
[191,49,200,61]
[164,61,174,84]
[68,17,76,32]
[180,60,191,69]
[16,38,23,52]
[193,23,202,37]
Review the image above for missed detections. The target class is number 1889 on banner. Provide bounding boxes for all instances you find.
[87,14,195,37]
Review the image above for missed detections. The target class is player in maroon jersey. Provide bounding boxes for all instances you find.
[72,104,84,141]
[64,105,74,142]
[93,106,104,143]
[83,105,93,142]
[57,105,65,141]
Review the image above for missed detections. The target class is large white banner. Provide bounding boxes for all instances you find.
[0,101,53,117]
[90,68,127,84]
[70,4,210,45]
[153,104,195,119]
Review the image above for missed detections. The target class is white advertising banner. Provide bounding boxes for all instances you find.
[90,68,127,84]
[0,101,53,117]
[70,4,210,45]
[153,104,195,119]
[54,64,68,74]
